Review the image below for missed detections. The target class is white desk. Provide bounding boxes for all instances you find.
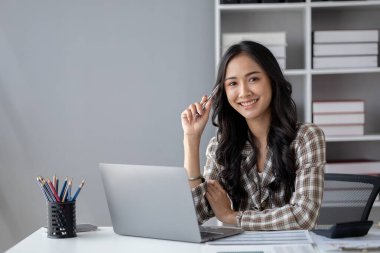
[5,227,318,253]
[6,227,380,253]
[5,227,202,253]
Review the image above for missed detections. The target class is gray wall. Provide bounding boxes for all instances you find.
[0,1,215,251]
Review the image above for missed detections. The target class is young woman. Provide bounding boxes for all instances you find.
[181,41,326,231]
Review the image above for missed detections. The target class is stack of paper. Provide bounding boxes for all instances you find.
[207,230,313,245]
[311,230,380,252]
[204,230,315,253]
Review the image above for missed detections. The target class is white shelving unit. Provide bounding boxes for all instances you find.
[215,0,380,211]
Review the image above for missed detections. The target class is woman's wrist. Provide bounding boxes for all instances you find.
[183,134,201,144]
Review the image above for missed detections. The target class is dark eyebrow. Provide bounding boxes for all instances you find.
[224,71,261,81]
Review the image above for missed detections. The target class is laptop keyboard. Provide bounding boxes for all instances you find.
[200,227,225,239]
[201,231,222,238]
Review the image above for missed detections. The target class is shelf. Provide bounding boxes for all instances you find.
[283,69,307,75]
[218,3,306,12]
[311,68,380,75]
[311,0,380,9]
[216,0,380,221]
[326,135,380,142]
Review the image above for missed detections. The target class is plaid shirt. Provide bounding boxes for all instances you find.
[192,123,326,230]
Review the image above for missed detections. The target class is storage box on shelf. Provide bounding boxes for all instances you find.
[222,32,287,69]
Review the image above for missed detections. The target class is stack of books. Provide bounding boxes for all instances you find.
[312,29,379,69]
[313,100,365,136]
[222,32,287,69]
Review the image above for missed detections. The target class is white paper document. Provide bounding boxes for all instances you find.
[207,230,313,245]
[203,244,316,253]
[310,230,380,252]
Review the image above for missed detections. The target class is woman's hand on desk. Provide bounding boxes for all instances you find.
[206,180,237,225]
[181,96,212,137]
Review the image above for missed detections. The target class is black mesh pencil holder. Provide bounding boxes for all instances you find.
[47,201,77,238]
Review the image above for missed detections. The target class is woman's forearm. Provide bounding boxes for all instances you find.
[184,135,203,188]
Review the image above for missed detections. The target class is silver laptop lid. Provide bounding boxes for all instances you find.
[99,163,202,242]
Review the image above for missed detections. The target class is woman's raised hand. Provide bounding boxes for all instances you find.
[181,96,212,138]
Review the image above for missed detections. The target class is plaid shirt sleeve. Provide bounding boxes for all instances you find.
[240,123,326,230]
[191,137,220,224]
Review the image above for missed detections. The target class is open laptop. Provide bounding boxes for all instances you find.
[99,163,243,243]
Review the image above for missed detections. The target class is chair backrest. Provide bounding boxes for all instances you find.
[317,173,380,225]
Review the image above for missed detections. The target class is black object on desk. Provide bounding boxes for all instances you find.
[47,201,76,238]
[313,220,373,239]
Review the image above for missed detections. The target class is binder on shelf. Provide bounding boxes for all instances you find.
[319,124,364,136]
[313,43,378,56]
[313,113,365,125]
[313,100,364,114]
[313,30,379,43]
[313,56,378,69]
[325,160,380,175]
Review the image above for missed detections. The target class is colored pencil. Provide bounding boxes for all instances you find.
[72,179,85,201]
[46,178,60,202]
[59,177,68,201]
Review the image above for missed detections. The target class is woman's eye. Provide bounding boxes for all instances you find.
[249,77,258,82]
[228,81,237,86]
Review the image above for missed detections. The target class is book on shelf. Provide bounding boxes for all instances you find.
[313,30,379,43]
[325,159,380,175]
[313,43,378,56]
[319,124,364,136]
[313,55,378,69]
[313,100,364,114]
[313,113,365,125]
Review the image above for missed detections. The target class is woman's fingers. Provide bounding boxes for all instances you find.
[182,108,193,123]
[206,180,224,197]
[195,102,203,116]
[186,96,208,118]
[189,104,198,118]
[211,180,225,192]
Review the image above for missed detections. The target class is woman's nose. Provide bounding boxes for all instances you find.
[238,82,252,97]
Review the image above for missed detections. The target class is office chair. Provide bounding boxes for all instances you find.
[317,173,380,225]
[314,173,380,238]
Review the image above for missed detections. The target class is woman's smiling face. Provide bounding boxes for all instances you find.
[223,53,272,122]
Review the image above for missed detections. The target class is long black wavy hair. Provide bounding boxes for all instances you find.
[211,41,298,210]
